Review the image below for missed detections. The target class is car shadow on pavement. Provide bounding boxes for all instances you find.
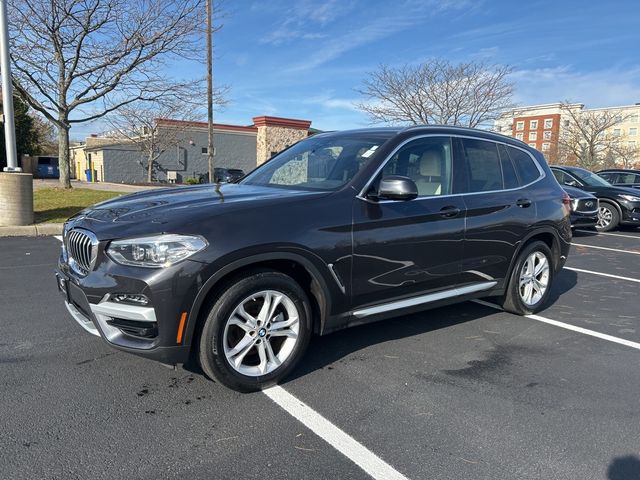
[607,455,640,480]
[287,269,577,382]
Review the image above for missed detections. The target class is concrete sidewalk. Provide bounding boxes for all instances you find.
[0,223,63,237]
[33,178,164,193]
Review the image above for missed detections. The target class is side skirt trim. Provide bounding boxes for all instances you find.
[352,281,497,319]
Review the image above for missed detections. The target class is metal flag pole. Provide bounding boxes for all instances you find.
[0,0,20,172]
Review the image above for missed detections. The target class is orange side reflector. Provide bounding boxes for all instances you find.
[176,312,188,344]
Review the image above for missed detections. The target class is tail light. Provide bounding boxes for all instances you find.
[562,191,572,215]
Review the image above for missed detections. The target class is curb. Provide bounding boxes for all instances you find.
[0,223,63,237]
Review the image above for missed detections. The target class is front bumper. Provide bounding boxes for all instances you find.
[55,254,202,364]
[620,202,640,225]
[570,211,598,228]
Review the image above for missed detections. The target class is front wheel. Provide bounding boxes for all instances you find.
[198,270,312,392]
[596,202,619,232]
[500,241,554,315]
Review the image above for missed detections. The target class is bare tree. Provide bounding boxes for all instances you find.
[557,103,634,170]
[356,59,514,128]
[7,0,207,188]
[104,83,226,182]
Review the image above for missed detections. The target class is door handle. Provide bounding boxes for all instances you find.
[439,205,461,218]
[516,198,532,208]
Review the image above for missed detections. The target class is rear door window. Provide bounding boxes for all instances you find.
[459,139,503,192]
[497,144,519,189]
[507,146,541,185]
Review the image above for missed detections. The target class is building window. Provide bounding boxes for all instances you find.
[629,141,637,148]
[516,121,524,131]
[528,143,536,148]
[515,132,524,140]
[542,143,550,151]
[563,120,570,127]
[630,114,639,123]
[201,147,216,155]
[613,129,622,137]
[529,132,537,141]
[543,131,552,140]
[544,119,553,129]
[529,120,538,130]
[629,127,637,136]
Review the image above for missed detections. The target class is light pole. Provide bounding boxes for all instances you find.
[206,0,214,184]
[0,0,33,227]
[0,0,19,172]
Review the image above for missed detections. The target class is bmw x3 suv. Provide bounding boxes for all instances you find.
[56,126,571,391]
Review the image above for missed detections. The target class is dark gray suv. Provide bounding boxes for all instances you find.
[56,126,571,391]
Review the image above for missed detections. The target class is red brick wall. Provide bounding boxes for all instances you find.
[512,113,560,160]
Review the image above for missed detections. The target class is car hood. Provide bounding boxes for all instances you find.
[66,183,328,238]
[563,185,595,199]
[581,185,640,197]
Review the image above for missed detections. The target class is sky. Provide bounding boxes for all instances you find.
[72,0,640,138]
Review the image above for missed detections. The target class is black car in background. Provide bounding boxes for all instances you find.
[56,126,571,391]
[563,185,598,229]
[551,165,640,231]
[597,168,640,189]
[199,167,245,184]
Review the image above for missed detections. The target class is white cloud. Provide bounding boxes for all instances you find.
[511,65,640,108]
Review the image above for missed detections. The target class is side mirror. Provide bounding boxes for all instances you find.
[377,175,418,201]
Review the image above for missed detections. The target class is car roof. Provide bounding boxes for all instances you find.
[314,125,529,148]
[597,168,640,173]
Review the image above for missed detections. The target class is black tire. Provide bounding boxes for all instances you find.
[198,269,312,392]
[500,241,554,315]
[596,202,620,232]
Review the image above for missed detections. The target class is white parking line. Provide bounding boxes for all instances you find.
[472,299,640,351]
[576,230,640,239]
[564,267,640,284]
[264,386,409,480]
[572,243,640,255]
[54,235,63,242]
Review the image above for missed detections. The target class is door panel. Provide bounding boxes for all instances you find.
[352,196,465,309]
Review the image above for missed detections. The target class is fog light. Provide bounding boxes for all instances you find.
[110,293,150,306]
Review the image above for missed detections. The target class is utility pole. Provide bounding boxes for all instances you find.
[0,0,19,172]
[206,0,214,183]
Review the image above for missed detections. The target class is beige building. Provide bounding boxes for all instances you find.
[495,102,640,167]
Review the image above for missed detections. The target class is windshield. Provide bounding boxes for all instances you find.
[570,168,612,187]
[240,133,392,191]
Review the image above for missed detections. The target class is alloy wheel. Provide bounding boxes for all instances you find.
[223,290,299,376]
[518,251,550,306]
[597,206,612,229]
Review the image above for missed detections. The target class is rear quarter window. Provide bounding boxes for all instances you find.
[460,138,503,192]
[507,146,541,185]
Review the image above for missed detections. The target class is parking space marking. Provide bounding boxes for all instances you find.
[564,266,640,284]
[472,299,640,351]
[54,235,63,241]
[575,230,640,239]
[572,243,640,255]
[264,386,409,480]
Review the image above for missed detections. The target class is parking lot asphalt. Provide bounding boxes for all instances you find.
[1,232,639,480]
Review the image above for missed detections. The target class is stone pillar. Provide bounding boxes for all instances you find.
[0,172,34,226]
[253,116,312,165]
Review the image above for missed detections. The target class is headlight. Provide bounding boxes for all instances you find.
[107,234,208,268]
[620,194,640,202]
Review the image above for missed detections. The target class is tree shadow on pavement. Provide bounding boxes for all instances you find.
[607,455,640,480]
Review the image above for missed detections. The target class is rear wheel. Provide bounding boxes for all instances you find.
[501,241,554,315]
[198,270,312,392]
[596,202,619,232]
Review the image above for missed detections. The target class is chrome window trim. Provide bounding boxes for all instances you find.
[352,281,497,318]
[356,133,546,204]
